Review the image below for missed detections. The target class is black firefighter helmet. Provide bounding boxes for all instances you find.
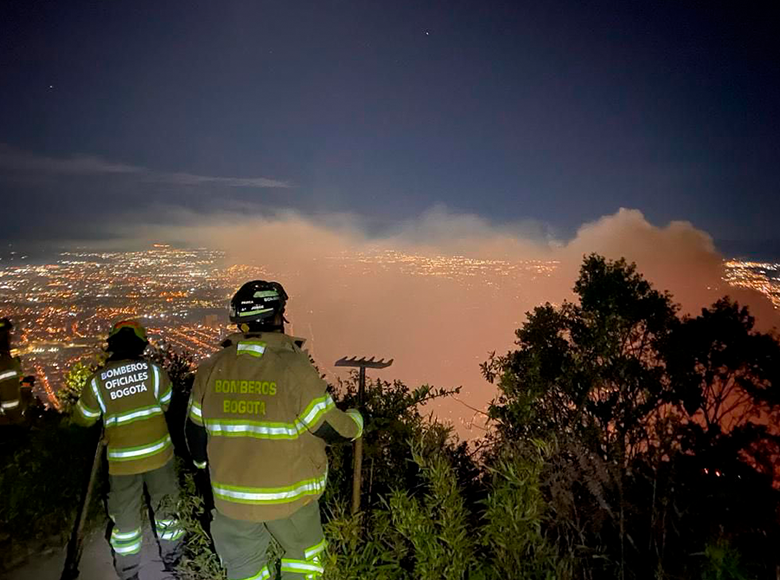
[229,281,288,326]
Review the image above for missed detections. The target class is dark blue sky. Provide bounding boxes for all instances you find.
[1,1,778,251]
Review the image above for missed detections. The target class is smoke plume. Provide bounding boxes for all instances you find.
[134,207,778,435]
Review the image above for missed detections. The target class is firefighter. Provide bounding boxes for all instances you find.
[0,317,26,426]
[74,320,183,580]
[186,281,363,580]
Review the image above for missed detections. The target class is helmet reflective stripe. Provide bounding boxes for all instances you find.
[205,418,306,440]
[104,405,163,427]
[212,472,327,505]
[77,400,101,419]
[299,395,336,429]
[0,369,18,381]
[280,558,325,574]
[107,434,172,462]
[237,341,266,357]
[1,399,20,409]
[254,289,280,299]
[230,280,288,324]
[90,377,106,414]
[152,364,160,399]
[238,308,273,318]
[304,539,328,560]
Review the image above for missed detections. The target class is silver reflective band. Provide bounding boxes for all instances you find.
[0,370,18,381]
[77,401,101,418]
[153,365,160,398]
[281,560,325,574]
[112,540,142,555]
[237,343,266,356]
[194,459,207,469]
[300,395,335,427]
[190,403,203,418]
[347,409,363,430]
[105,405,162,427]
[244,566,272,580]
[1,399,20,409]
[108,435,171,460]
[304,539,328,559]
[111,527,142,541]
[213,475,327,504]
[206,420,303,438]
[160,386,172,404]
[91,377,106,413]
[158,528,184,541]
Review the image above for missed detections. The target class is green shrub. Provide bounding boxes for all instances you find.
[481,440,571,580]
[700,539,752,580]
[323,428,568,580]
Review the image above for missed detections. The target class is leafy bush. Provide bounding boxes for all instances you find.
[324,428,568,580]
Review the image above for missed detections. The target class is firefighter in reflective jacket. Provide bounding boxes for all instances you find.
[0,318,27,426]
[186,281,363,580]
[75,320,183,580]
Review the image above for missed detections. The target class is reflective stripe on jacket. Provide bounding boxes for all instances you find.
[0,354,24,425]
[190,331,362,522]
[76,358,174,475]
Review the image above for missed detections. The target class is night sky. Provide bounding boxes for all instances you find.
[1,2,778,253]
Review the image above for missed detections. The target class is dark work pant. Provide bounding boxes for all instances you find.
[211,500,326,580]
[107,460,183,580]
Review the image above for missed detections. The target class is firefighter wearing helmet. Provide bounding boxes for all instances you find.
[74,320,183,580]
[186,281,363,580]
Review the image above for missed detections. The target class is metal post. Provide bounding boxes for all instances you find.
[351,366,366,515]
[334,356,393,516]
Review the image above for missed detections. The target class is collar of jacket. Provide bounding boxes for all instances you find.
[221,331,307,351]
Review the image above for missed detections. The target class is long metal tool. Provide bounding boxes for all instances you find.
[61,431,105,580]
[334,356,393,515]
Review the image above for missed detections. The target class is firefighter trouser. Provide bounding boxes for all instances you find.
[211,500,327,580]
[107,460,184,580]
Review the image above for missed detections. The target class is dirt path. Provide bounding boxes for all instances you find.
[5,528,171,580]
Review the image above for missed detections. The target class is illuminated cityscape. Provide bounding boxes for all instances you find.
[1,246,777,408]
[0,245,268,406]
[723,260,780,309]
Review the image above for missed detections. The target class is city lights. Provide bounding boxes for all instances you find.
[2,247,777,409]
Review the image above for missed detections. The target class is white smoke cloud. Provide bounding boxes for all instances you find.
[125,206,778,435]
